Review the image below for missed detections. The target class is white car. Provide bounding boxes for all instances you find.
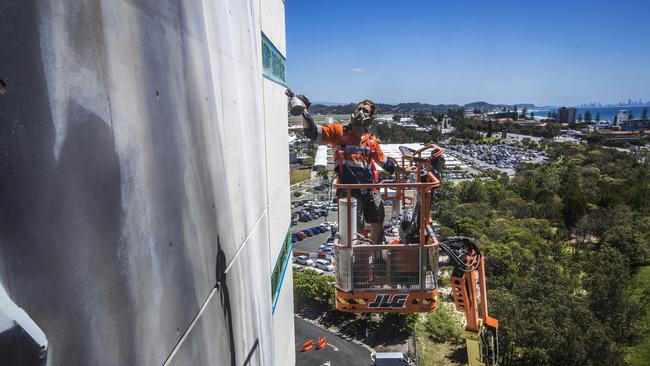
[304,201,314,208]
[328,204,338,211]
[318,247,334,255]
[294,255,314,267]
[319,243,334,251]
[315,259,335,272]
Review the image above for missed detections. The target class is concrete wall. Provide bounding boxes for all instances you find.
[0,0,292,365]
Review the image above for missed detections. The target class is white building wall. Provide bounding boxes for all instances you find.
[0,0,293,365]
[259,1,295,366]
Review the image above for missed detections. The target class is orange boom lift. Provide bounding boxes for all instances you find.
[332,144,499,366]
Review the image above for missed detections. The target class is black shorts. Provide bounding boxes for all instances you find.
[338,189,384,224]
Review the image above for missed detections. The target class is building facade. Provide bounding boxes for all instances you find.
[0,1,294,365]
[557,107,577,124]
[614,109,630,126]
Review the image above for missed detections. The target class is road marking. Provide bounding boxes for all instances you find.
[328,343,339,351]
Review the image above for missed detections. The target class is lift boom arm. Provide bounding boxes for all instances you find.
[442,237,499,366]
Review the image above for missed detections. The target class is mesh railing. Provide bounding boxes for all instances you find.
[336,244,438,292]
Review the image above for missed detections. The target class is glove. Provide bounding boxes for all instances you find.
[302,111,318,140]
[296,94,311,109]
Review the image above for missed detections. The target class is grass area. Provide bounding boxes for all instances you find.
[290,169,311,185]
[415,315,465,366]
[415,305,467,366]
[625,265,650,366]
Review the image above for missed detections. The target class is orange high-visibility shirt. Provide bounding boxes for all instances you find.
[318,123,390,181]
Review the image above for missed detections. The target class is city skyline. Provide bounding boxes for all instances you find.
[286,0,650,106]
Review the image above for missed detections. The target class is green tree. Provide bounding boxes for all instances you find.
[595,111,601,122]
[380,313,418,336]
[583,248,646,344]
[585,110,593,122]
[578,113,583,122]
[600,225,647,267]
[642,107,648,121]
[424,305,463,344]
[458,179,488,203]
[392,114,401,122]
[293,269,335,306]
[558,163,588,228]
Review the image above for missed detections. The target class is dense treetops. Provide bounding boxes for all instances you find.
[434,142,650,365]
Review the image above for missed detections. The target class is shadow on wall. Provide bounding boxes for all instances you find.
[215,237,261,366]
[215,237,236,366]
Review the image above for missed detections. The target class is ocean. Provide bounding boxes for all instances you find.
[531,106,648,122]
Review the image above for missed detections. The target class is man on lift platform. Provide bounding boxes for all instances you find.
[298,95,412,243]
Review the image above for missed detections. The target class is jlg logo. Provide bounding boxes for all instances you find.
[368,294,408,308]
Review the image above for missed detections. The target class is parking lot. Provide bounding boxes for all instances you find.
[446,143,547,176]
[291,201,339,249]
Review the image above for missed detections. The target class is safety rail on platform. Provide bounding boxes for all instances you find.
[333,169,441,292]
[334,243,438,292]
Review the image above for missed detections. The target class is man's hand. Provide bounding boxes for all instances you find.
[396,165,417,174]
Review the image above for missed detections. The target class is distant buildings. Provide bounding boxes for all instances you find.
[557,107,577,124]
[489,111,518,119]
[374,115,395,124]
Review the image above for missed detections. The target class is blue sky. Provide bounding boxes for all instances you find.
[285,0,650,106]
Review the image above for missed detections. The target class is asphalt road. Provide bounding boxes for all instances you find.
[295,317,373,366]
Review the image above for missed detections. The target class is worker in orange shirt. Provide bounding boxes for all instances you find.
[298,96,411,244]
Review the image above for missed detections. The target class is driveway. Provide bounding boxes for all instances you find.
[295,316,373,366]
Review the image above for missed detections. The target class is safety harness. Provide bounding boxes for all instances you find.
[335,124,380,187]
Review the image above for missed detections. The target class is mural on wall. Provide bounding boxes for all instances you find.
[0,0,289,365]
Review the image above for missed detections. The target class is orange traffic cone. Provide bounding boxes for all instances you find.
[317,336,327,349]
[301,339,314,352]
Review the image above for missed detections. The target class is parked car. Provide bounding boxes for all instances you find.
[294,255,314,267]
[373,352,409,366]
[319,243,333,251]
[303,230,313,237]
[295,232,306,240]
[318,247,334,255]
[315,259,335,272]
